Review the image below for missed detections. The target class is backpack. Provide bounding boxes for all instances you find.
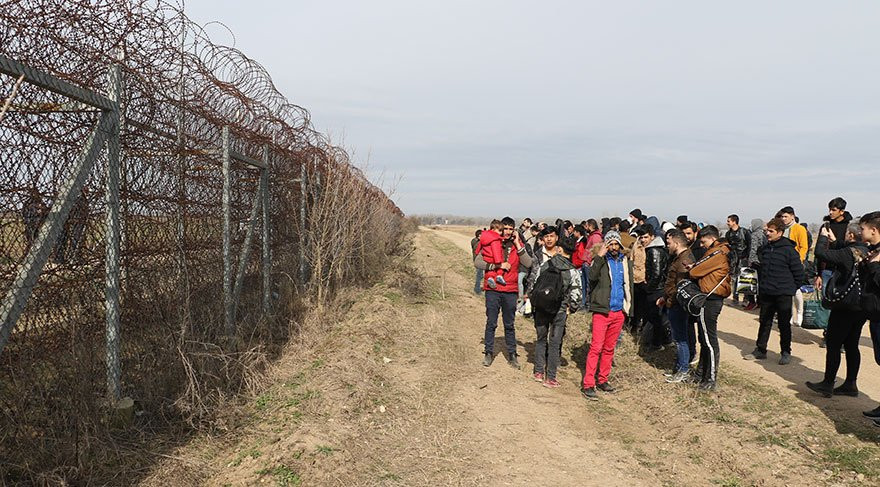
[531,264,564,312]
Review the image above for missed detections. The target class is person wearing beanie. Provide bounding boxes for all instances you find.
[629,209,645,227]
[581,230,634,400]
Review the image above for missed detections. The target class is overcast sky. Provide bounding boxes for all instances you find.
[185,0,880,224]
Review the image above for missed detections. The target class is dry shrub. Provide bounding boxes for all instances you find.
[303,148,410,307]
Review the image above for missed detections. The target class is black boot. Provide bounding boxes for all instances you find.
[832,381,859,397]
[806,380,833,397]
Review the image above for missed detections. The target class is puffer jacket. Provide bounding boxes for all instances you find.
[757,237,805,296]
[644,236,668,295]
[525,253,582,312]
[664,248,695,307]
[688,240,732,298]
[588,246,634,315]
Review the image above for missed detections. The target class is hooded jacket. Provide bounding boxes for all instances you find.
[688,240,732,298]
[572,237,589,268]
[525,253,582,312]
[757,237,805,296]
[645,216,662,236]
[748,219,766,266]
[588,246,634,315]
[476,229,503,264]
[474,238,527,293]
[584,230,603,266]
[644,235,668,295]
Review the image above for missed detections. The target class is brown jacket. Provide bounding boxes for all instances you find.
[630,241,646,284]
[664,248,695,307]
[688,240,732,298]
[620,232,636,250]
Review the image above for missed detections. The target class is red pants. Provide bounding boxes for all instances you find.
[582,310,625,389]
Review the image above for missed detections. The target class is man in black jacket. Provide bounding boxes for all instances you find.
[726,214,750,304]
[745,218,805,365]
[635,224,670,352]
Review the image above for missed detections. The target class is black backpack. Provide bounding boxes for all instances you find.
[531,264,564,312]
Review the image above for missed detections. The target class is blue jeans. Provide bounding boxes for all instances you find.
[667,304,690,373]
[474,268,484,294]
[518,271,528,300]
[484,290,518,356]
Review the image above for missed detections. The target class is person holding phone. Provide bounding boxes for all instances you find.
[581,231,634,400]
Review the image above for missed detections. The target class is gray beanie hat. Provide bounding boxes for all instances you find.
[604,230,622,245]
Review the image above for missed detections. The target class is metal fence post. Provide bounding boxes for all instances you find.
[299,161,307,284]
[222,126,233,335]
[0,114,112,357]
[261,145,270,314]
[105,63,123,401]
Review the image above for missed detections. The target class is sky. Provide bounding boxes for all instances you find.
[184,0,880,224]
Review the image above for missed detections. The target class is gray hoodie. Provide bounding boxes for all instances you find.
[748,218,766,266]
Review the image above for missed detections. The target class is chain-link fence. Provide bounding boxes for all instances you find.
[0,0,402,480]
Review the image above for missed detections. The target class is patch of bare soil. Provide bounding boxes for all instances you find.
[140,229,880,486]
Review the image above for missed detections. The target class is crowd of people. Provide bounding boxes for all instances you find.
[470,199,880,426]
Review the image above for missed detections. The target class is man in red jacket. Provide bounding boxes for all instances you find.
[474,217,533,368]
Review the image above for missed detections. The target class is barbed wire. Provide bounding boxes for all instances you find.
[0,0,402,480]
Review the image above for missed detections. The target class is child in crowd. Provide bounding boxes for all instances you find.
[476,220,508,289]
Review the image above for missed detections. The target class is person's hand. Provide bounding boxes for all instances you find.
[656,297,665,307]
[597,242,608,257]
[500,262,511,271]
[512,231,522,248]
[814,276,823,289]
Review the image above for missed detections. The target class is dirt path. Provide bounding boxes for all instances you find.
[429,226,880,413]
[144,228,880,486]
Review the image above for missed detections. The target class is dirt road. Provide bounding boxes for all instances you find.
[428,226,880,414]
[148,228,880,486]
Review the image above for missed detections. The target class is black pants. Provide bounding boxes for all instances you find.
[484,290,518,357]
[643,291,670,347]
[632,283,648,332]
[756,294,793,354]
[823,308,868,385]
[687,315,698,362]
[533,307,568,380]
[697,298,723,383]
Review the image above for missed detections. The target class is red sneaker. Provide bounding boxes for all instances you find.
[533,372,544,382]
[542,379,560,388]
[743,302,757,311]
